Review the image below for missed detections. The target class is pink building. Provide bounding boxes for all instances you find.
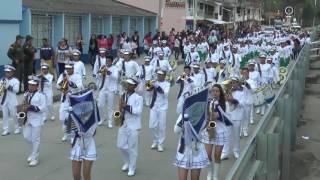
[118,0,186,32]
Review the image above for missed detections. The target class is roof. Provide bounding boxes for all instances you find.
[23,0,156,16]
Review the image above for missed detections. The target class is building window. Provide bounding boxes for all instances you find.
[92,16,103,35]
[144,17,152,35]
[130,17,137,36]
[64,16,82,46]
[31,14,52,48]
[112,16,122,36]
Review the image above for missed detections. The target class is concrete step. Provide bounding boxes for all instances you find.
[305,84,320,95]
[306,70,320,84]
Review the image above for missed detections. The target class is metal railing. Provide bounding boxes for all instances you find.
[224,25,320,180]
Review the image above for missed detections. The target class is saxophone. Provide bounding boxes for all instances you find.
[207,100,217,139]
[113,93,126,127]
[17,92,30,126]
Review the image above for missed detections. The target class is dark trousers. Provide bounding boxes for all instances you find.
[12,61,24,92]
[24,60,33,91]
[58,63,66,76]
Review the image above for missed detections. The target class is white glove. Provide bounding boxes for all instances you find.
[68,106,73,112]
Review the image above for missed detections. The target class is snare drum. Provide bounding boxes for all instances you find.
[253,86,265,106]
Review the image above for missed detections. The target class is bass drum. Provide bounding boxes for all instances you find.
[253,86,265,107]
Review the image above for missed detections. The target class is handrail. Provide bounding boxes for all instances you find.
[224,25,319,180]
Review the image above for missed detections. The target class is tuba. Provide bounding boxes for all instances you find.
[17,92,30,126]
[207,100,217,139]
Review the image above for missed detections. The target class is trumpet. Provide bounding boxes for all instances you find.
[180,73,188,81]
[0,79,6,97]
[98,66,108,75]
[207,100,217,139]
[145,80,155,91]
[61,73,69,93]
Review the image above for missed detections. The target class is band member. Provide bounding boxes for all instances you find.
[176,65,194,114]
[240,68,254,137]
[148,70,170,152]
[148,40,161,63]
[40,38,55,79]
[57,62,83,141]
[138,56,155,106]
[201,84,232,180]
[228,47,241,77]
[38,63,54,121]
[153,51,173,73]
[93,48,107,77]
[215,60,228,84]
[117,78,143,177]
[220,44,231,61]
[72,50,86,81]
[160,40,172,60]
[190,64,205,89]
[221,76,245,160]
[174,114,209,180]
[97,56,119,128]
[189,45,200,65]
[23,77,46,167]
[197,37,209,62]
[1,65,20,136]
[202,61,217,84]
[267,57,280,84]
[247,60,261,124]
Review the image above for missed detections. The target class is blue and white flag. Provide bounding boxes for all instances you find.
[182,88,209,145]
[69,90,100,136]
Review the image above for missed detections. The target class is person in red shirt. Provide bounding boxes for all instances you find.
[143,32,152,54]
[106,34,113,52]
[98,35,107,49]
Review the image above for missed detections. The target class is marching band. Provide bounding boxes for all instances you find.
[0,26,309,180]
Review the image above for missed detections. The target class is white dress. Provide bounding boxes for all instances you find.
[173,115,209,169]
[70,136,97,161]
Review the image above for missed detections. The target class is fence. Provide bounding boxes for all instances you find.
[224,25,320,180]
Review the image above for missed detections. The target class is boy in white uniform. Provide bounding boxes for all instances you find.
[138,56,155,106]
[148,70,170,152]
[117,78,143,177]
[71,50,86,81]
[23,77,46,166]
[39,63,54,121]
[1,65,20,136]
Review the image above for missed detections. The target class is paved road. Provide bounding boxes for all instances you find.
[0,63,263,180]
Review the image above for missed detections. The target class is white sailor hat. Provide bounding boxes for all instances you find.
[219,60,226,64]
[259,53,267,58]
[72,49,81,56]
[266,57,273,61]
[65,62,74,68]
[161,40,167,44]
[28,75,40,85]
[126,77,139,85]
[99,48,107,53]
[231,46,238,50]
[144,56,151,61]
[230,76,239,81]
[192,63,200,68]
[123,49,131,55]
[156,70,166,75]
[157,51,164,56]
[190,44,196,49]
[248,60,256,65]
[41,63,49,69]
[211,58,219,63]
[4,65,16,72]
[153,40,158,45]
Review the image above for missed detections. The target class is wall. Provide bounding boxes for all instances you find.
[0,0,22,66]
[119,0,159,13]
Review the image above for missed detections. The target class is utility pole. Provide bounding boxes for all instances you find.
[193,0,198,31]
[158,0,164,32]
[313,0,317,27]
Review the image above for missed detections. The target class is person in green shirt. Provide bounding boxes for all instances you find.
[23,35,37,92]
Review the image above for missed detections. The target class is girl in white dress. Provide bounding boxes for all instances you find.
[201,84,232,180]
[173,113,210,180]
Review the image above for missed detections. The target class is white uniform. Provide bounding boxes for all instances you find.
[138,64,155,106]
[39,73,54,121]
[190,51,200,65]
[149,46,162,62]
[93,56,107,87]
[117,92,143,173]
[1,77,20,132]
[259,63,273,84]
[240,81,254,135]
[73,60,86,80]
[23,91,46,163]
[149,80,170,147]
[176,75,194,114]
[190,72,205,89]
[97,65,119,125]
[216,68,228,84]
[222,89,245,158]
[228,53,241,76]
[57,73,83,138]
[153,59,172,73]
[117,60,140,94]
[202,67,217,84]
[160,46,171,60]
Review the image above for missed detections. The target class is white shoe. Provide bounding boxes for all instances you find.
[243,131,248,137]
[256,108,260,114]
[108,121,113,129]
[150,143,157,149]
[157,145,164,152]
[250,119,254,124]
[27,156,32,163]
[127,170,135,177]
[121,164,129,171]
[29,159,38,167]
[234,152,240,159]
[50,116,55,121]
[220,153,229,160]
[14,128,21,134]
[213,163,220,180]
[61,134,68,142]
[1,130,10,136]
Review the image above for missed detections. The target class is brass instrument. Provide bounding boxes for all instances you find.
[114,93,127,127]
[98,66,108,76]
[0,79,6,97]
[180,73,188,81]
[17,92,30,126]
[145,80,155,91]
[61,73,69,93]
[207,100,217,139]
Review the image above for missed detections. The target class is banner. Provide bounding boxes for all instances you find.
[69,90,100,136]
